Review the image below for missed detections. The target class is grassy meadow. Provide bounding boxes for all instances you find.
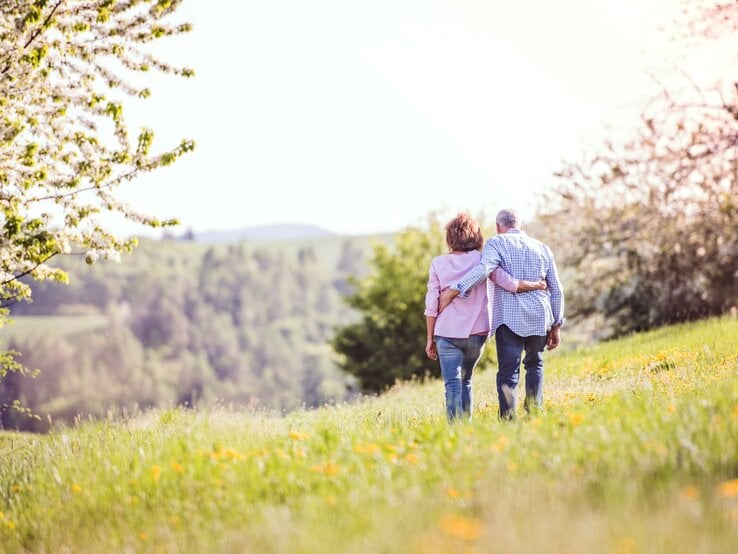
[1,316,738,553]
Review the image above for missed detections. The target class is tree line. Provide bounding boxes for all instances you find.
[0,239,365,431]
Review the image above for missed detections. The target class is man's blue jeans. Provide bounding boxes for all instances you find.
[435,335,486,421]
[494,324,547,419]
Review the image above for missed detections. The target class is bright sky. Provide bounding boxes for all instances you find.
[115,0,729,237]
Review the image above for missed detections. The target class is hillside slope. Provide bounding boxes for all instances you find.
[195,223,337,243]
[1,316,738,553]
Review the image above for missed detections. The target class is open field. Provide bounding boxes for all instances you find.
[1,316,737,553]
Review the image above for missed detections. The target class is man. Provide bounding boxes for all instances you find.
[439,208,565,419]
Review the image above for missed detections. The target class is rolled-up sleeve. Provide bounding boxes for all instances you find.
[424,261,440,317]
[545,247,565,327]
[490,267,519,292]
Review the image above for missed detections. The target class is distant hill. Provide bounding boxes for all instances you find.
[196,223,337,243]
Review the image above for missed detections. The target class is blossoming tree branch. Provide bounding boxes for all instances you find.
[0,0,194,318]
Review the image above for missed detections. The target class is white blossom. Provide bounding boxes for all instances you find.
[0,0,194,308]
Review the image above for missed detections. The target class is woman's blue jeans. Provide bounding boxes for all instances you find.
[435,335,487,422]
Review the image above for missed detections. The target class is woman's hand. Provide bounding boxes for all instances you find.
[425,339,437,360]
[439,288,459,311]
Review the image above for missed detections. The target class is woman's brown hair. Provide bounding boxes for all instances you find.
[445,212,483,252]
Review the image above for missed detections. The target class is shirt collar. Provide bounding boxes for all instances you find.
[505,229,525,235]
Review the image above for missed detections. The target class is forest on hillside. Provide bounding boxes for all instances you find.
[0,237,381,431]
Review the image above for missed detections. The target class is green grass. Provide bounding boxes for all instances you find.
[2,316,738,553]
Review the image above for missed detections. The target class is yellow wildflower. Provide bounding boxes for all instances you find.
[491,435,508,452]
[151,465,161,481]
[289,431,310,441]
[138,532,148,542]
[220,447,244,461]
[569,413,584,427]
[447,487,461,499]
[354,443,380,455]
[439,514,484,541]
[71,483,82,494]
[170,462,184,474]
[717,478,738,498]
[680,485,699,501]
[311,462,340,476]
[617,536,637,554]
[405,453,419,465]
[211,447,237,461]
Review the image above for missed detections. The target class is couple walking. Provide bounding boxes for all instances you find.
[424,209,565,421]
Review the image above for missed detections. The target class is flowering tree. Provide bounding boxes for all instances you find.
[537,1,738,338]
[0,1,193,389]
[539,96,738,337]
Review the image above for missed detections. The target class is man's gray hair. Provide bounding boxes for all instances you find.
[496,209,521,229]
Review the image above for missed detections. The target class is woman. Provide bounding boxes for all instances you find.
[424,213,546,422]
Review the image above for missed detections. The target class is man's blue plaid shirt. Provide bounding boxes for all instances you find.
[453,229,565,338]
